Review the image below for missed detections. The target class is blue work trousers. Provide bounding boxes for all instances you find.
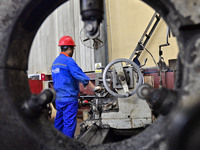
[54,100,78,138]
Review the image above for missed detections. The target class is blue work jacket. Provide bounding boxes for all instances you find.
[52,52,90,102]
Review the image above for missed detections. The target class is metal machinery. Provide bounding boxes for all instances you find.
[78,8,162,145]
[1,0,200,150]
[79,59,152,145]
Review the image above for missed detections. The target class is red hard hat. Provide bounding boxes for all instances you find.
[58,36,76,46]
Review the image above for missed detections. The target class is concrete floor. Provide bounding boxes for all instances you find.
[75,117,83,137]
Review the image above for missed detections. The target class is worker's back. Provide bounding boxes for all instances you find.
[52,53,79,102]
[52,52,90,102]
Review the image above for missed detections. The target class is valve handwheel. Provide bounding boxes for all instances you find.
[103,58,144,98]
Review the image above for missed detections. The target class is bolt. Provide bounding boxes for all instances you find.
[118,75,125,81]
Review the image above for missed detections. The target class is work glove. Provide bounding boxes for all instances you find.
[93,86,104,93]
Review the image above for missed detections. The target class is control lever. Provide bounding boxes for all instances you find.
[140,58,148,68]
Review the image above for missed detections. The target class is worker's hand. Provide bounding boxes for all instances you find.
[93,86,104,93]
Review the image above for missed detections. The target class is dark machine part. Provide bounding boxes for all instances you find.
[78,124,110,146]
[158,26,170,87]
[157,59,168,87]
[168,101,200,150]
[88,97,118,120]
[22,89,56,118]
[137,84,178,115]
[80,0,104,38]
[78,97,117,145]
[113,67,133,89]
[1,0,200,150]
[90,98,102,120]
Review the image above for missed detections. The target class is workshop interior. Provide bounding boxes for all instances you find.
[0,0,200,150]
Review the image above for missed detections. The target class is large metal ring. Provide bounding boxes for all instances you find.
[1,0,199,150]
[103,58,143,98]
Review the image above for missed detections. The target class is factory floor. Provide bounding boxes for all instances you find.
[75,117,83,137]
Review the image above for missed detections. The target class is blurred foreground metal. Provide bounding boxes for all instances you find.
[0,0,200,150]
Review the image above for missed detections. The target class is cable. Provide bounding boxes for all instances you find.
[140,44,159,70]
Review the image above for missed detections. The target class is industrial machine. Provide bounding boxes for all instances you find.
[78,58,153,145]
[78,9,167,145]
[1,0,200,150]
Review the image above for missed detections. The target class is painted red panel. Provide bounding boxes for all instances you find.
[28,79,43,94]
[143,69,176,89]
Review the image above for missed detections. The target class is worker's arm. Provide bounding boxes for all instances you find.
[68,59,103,92]
[87,80,95,90]
[68,59,90,86]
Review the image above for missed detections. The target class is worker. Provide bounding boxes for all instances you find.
[52,36,102,138]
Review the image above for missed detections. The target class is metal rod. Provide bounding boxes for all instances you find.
[143,14,161,47]
[139,12,158,43]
